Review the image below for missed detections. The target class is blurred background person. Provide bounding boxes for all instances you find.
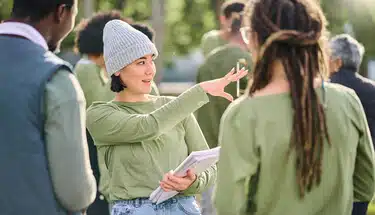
[215,0,375,215]
[200,0,246,58]
[329,34,375,146]
[329,34,375,214]
[196,9,251,215]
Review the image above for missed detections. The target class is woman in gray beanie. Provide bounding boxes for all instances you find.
[86,19,248,215]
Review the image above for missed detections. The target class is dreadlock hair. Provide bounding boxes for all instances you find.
[247,0,331,198]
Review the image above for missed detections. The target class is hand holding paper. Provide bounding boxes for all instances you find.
[149,147,220,204]
[159,169,197,192]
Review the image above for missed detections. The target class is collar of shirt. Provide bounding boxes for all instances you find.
[0,22,48,51]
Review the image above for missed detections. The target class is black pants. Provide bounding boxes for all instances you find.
[86,129,110,215]
[352,202,369,215]
[86,193,109,215]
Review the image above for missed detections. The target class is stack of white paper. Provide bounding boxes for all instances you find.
[149,146,221,204]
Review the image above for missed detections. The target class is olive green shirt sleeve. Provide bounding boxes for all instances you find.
[214,98,260,215]
[44,69,97,212]
[181,114,217,195]
[348,90,375,202]
[87,84,209,145]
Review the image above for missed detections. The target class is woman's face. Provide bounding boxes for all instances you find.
[114,54,156,95]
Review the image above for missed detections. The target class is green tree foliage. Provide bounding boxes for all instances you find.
[164,0,216,56]
[0,0,374,75]
[0,0,12,21]
[321,0,375,75]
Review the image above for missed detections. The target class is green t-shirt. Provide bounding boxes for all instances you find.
[201,30,227,57]
[87,85,217,202]
[196,44,252,148]
[74,59,114,109]
[215,83,375,215]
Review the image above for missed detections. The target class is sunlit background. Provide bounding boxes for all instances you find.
[1,0,374,94]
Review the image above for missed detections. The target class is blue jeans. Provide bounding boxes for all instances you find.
[111,196,201,215]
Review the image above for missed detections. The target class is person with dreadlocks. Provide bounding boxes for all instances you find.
[214,0,375,215]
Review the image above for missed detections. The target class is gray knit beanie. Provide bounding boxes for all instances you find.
[103,19,158,76]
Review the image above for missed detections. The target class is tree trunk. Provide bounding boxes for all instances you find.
[151,0,165,84]
[114,0,127,10]
[82,0,95,18]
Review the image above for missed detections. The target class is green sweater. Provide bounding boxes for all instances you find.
[201,30,227,57]
[75,59,161,199]
[196,44,251,148]
[87,85,217,202]
[215,83,375,215]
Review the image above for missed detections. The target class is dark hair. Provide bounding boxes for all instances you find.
[11,0,74,22]
[74,10,132,55]
[221,0,245,34]
[110,75,125,93]
[131,23,155,43]
[247,0,330,199]
[230,13,243,35]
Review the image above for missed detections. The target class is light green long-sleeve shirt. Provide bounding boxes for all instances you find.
[215,83,375,215]
[45,69,97,212]
[74,58,161,199]
[86,85,217,202]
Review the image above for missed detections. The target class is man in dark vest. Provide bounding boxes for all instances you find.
[0,0,96,214]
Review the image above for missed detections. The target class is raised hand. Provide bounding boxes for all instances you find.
[199,68,248,101]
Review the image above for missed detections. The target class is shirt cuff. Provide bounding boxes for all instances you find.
[181,175,200,195]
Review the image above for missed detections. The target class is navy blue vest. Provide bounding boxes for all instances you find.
[0,36,72,215]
